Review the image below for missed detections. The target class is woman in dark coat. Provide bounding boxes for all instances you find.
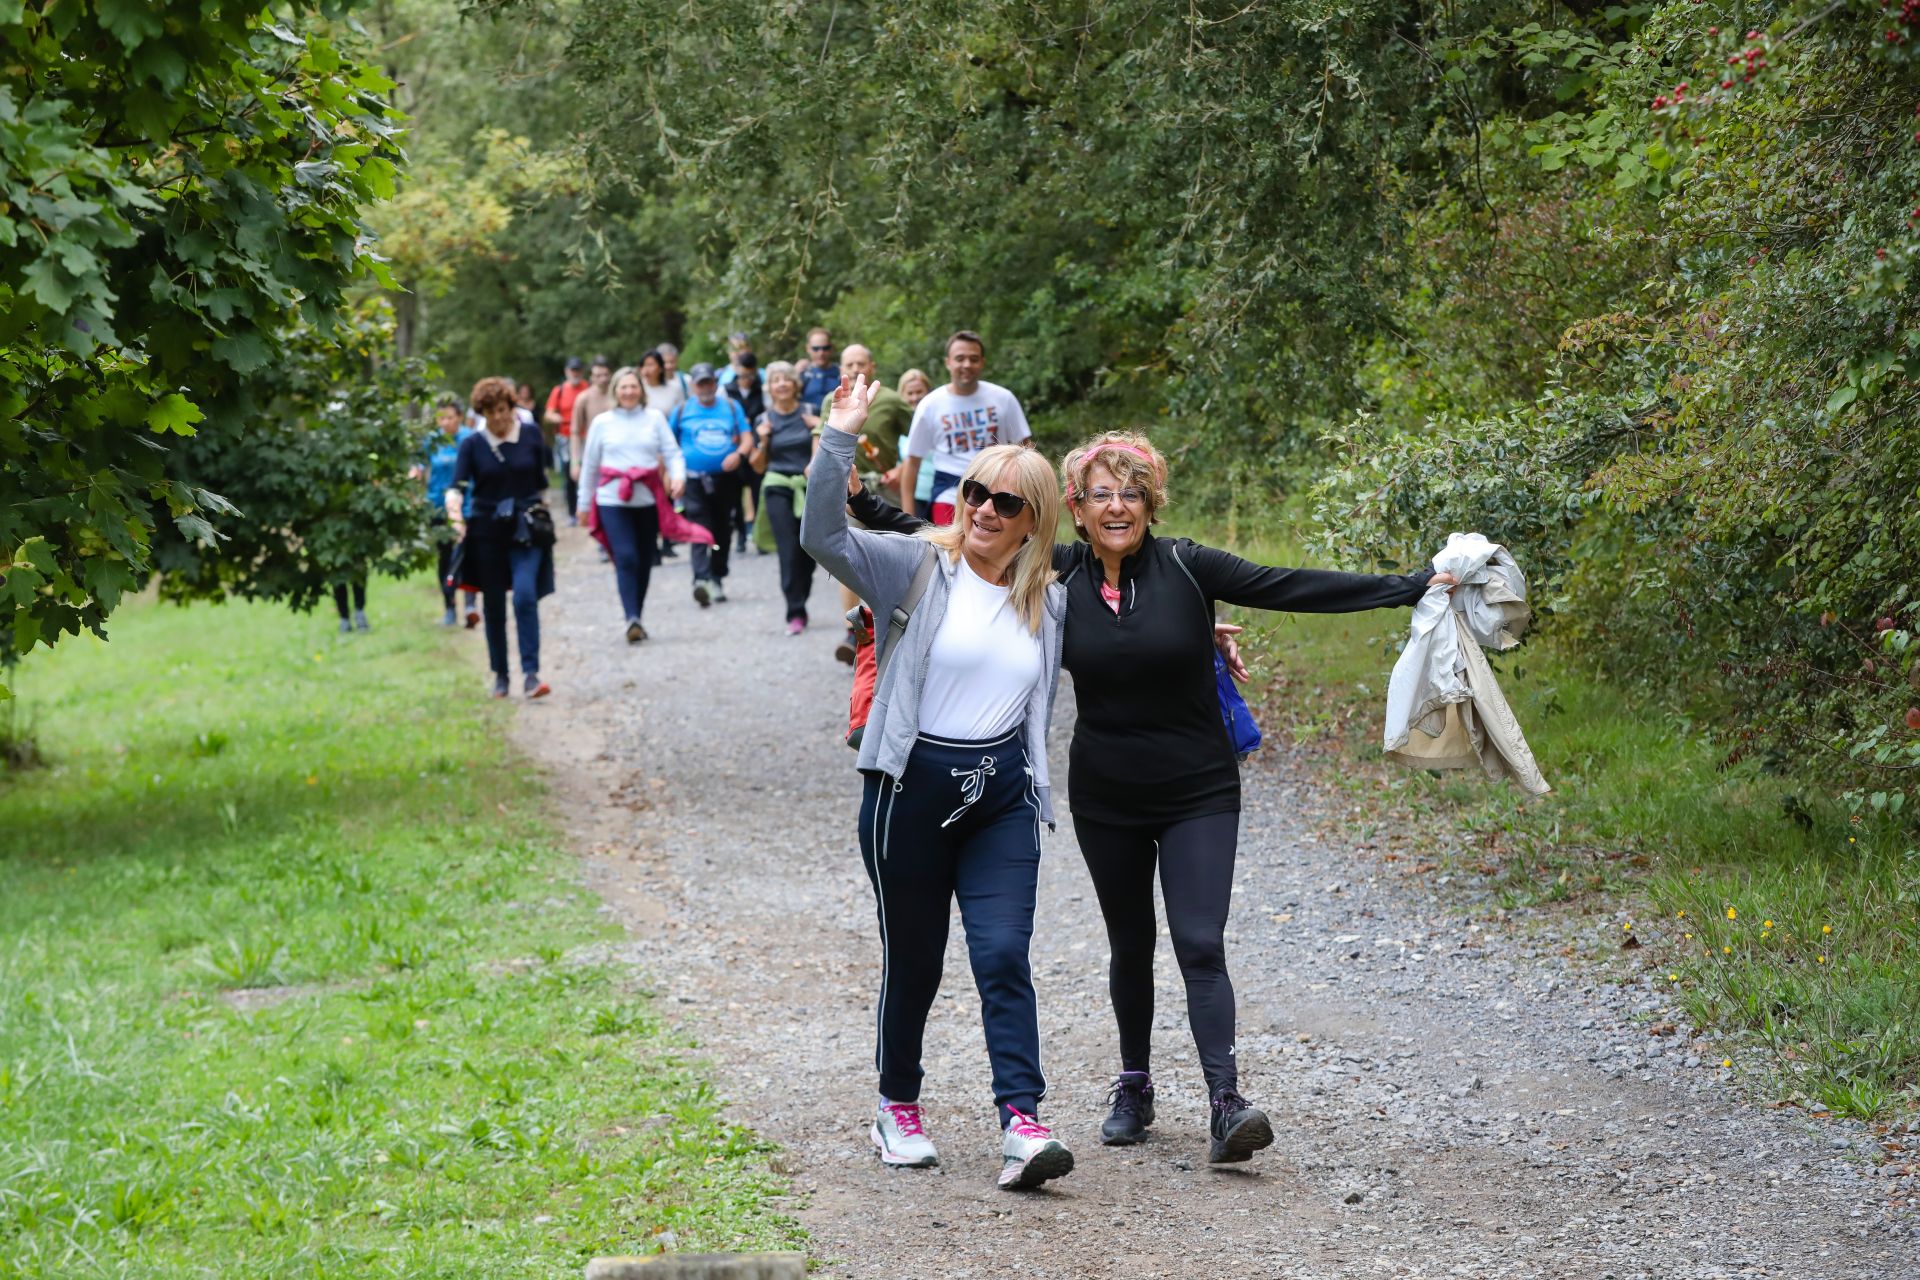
[448,376,556,698]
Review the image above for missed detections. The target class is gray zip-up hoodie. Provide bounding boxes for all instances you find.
[803,427,1066,825]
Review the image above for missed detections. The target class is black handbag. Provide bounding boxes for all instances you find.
[519,501,557,549]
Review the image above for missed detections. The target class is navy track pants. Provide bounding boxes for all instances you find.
[858,729,1046,1125]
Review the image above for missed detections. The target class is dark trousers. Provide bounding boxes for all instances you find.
[858,730,1046,1125]
[736,470,762,548]
[482,542,544,677]
[556,438,578,516]
[598,503,659,623]
[331,578,366,619]
[762,482,815,622]
[683,473,736,583]
[1076,810,1241,1095]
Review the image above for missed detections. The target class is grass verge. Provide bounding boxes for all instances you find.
[0,584,797,1278]
[1184,512,1920,1122]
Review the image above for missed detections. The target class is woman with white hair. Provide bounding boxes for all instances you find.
[803,374,1075,1193]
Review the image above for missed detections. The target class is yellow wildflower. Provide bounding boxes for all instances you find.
[1726,907,1737,920]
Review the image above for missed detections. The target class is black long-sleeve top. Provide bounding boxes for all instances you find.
[1055,532,1430,825]
[843,491,1432,823]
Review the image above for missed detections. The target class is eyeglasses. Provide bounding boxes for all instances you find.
[1081,486,1147,506]
[809,344,832,352]
[961,479,1030,519]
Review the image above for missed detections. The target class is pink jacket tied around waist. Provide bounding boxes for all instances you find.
[583,466,716,551]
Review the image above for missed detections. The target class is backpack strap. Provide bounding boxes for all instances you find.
[875,547,938,684]
[1165,539,1213,626]
[669,402,686,436]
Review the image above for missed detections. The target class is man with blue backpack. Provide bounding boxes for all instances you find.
[670,363,754,605]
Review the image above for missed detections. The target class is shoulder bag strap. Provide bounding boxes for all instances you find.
[1166,539,1213,626]
[875,546,938,684]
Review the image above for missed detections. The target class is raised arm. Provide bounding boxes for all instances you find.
[1182,542,1435,613]
[802,376,922,604]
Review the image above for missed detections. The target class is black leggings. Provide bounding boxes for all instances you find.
[762,482,815,622]
[1076,810,1240,1095]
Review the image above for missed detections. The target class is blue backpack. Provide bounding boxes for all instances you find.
[1062,540,1263,761]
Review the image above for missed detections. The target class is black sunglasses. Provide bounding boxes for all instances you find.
[961,479,1030,519]
[809,344,832,352]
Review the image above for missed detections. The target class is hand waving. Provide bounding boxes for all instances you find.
[825,373,880,437]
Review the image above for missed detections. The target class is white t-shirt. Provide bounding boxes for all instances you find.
[644,376,686,416]
[904,381,1031,505]
[918,555,1043,741]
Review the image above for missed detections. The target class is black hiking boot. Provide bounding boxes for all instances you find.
[1100,1071,1155,1146]
[1207,1086,1273,1164]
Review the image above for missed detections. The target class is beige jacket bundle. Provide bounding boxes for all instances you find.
[1383,533,1551,796]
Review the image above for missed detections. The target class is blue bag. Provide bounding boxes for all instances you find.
[1214,650,1262,760]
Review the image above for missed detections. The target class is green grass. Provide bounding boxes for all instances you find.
[1183,511,1920,1121]
[0,584,797,1278]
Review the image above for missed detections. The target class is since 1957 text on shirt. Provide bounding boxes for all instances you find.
[904,381,1031,504]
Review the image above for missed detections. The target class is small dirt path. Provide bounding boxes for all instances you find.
[513,527,1914,1278]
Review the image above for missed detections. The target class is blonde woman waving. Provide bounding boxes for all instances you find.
[803,374,1074,1193]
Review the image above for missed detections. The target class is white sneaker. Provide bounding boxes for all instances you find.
[998,1108,1073,1190]
[870,1101,939,1168]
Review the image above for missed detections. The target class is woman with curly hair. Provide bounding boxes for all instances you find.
[1055,430,1453,1162]
[448,376,556,698]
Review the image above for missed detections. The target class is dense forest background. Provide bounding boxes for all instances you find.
[393,0,1920,830]
[3,0,1917,828]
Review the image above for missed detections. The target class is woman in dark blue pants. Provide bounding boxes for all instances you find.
[449,376,555,699]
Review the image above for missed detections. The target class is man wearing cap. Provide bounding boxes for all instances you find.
[668,362,754,605]
[544,356,590,523]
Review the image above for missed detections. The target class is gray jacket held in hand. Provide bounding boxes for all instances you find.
[803,427,1066,826]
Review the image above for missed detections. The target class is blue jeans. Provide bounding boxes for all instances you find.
[597,503,659,623]
[483,542,543,677]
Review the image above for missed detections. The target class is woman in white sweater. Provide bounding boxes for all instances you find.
[577,367,686,643]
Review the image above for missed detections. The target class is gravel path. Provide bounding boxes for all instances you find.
[513,526,1915,1278]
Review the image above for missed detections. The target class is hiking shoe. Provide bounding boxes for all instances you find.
[1100,1072,1155,1146]
[870,1101,939,1168]
[998,1109,1073,1190]
[491,674,510,699]
[1207,1087,1273,1164]
[693,580,712,608]
[786,617,805,637]
[710,580,728,603]
[835,629,858,666]
[441,607,458,627]
[524,674,551,699]
[338,618,352,634]
[465,604,481,629]
[660,542,678,559]
[626,619,647,644]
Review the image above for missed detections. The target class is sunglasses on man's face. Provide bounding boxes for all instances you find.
[961,479,1030,519]
[809,345,832,352]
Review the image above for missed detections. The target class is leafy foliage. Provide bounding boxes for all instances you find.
[0,0,405,680]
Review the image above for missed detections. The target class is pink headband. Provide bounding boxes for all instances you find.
[1067,442,1160,501]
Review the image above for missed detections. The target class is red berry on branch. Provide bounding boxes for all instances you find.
[1746,28,1761,39]
[1878,616,1898,631]
[1721,79,1733,88]
[1906,707,1920,731]
[1708,24,1719,32]
[1877,247,1890,259]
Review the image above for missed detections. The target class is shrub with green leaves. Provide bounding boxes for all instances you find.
[0,0,407,680]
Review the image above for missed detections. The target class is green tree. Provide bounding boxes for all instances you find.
[0,0,405,686]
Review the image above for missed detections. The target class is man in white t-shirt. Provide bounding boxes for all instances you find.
[900,330,1031,522]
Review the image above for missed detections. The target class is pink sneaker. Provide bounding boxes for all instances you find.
[786,617,805,636]
[998,1108,1073,1190]
[871,1101,939,1167]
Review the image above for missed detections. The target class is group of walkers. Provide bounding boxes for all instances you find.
[414,324,1459,1194]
